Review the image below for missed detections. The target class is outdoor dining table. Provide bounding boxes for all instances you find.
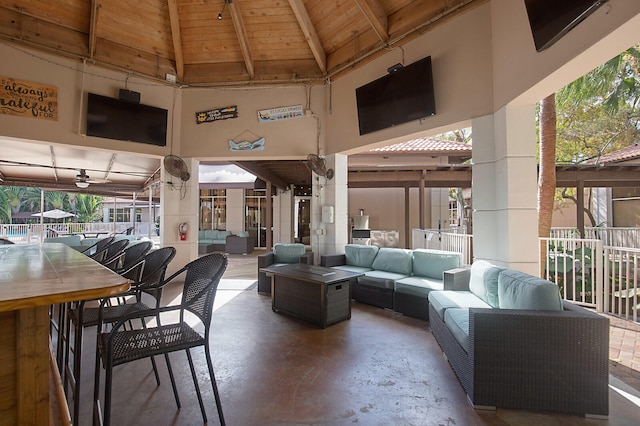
[0,243,129,425]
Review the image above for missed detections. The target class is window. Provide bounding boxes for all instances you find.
[245,189,266,248]
[199,189,226,230]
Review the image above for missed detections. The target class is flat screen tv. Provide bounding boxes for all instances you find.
[356,56,435,135]
[86,93,168,147]
[524,0,609,52]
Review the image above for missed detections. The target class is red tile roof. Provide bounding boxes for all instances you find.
[586,143,640,164]
[370,137,472,153]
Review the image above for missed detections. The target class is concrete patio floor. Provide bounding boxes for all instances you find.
[68,252,640,425]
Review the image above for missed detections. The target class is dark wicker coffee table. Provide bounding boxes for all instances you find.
[259,263,363,328]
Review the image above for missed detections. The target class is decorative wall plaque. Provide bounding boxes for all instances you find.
[196,105,238,124]
[257,105,303,122]
[0,76,58,120]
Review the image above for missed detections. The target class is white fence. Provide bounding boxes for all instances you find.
[551,227,640,248]
[541,236,640,322]
[0,222,157,244]
[412,228,473,265]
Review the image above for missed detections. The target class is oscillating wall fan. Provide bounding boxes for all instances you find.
[163,155,191,182]
[306,154,334,180]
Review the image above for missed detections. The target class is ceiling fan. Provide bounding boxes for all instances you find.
[75,169,109,188]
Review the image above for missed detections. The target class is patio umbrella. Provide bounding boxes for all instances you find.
[31,209,76,220]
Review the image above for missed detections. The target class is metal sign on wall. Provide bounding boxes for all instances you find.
[257,105,304,122]
[196,106,238,124]
[0,76,58,121]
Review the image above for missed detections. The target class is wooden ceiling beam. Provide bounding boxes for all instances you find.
[233,161,289,190]
[228,0,255,79]
[355,0,389,43]
[88,0,100,58]
[288,0,327,75]
[167,0,184,81]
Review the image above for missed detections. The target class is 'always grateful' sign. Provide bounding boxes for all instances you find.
[0,76,58,121]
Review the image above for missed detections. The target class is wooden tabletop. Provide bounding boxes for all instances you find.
[0,243,130,312]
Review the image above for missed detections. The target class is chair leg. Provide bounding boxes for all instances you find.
[205,345,225,426]
[164,353,181,408]
[186,349,207,424]
[103,360,114,426]
[72,305,85,424]
[93,336,103,426]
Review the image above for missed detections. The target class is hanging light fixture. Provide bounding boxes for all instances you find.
[218,0,231,20]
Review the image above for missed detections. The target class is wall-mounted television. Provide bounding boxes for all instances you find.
[525,0,609,52]
[356,56,435,135]
[86,93,168,147]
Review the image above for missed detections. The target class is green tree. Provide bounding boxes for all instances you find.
[44,191,68,211]
[538,43,640,245]
[75,194,104,223]
[3,186,27,223]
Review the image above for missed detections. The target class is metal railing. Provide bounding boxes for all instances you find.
[540,237,603,310]
[0,222,157,244]
[551,227,640,248]
[541,236,640,322]
[412,228,473,265]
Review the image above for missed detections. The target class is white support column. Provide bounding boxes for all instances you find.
[472,105,538,274]
[272,188,294,243]
[312,153,348,259]
[160,157,199,275]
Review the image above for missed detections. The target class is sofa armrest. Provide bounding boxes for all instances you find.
[468,301,609,415]
[258,252,275,268]
[443,266,471,291]
[300,251,314,265]
[320,254,346,267]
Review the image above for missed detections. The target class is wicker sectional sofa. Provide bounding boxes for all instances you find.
[428,260,609,417]
[320,244,463,320]
[198,229,233,251]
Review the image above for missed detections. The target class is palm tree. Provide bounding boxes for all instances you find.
[75,194,104,223]
[4,186,26,224]
[44,191,68,211]
[538,94,556,275]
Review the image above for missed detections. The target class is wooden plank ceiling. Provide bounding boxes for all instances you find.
[0,0,481,85]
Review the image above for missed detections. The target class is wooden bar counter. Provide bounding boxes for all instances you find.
[0,243,129,426]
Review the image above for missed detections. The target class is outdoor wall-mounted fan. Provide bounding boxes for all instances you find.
[306,154,334,180]
[163,155,191,182]
[75,169,109,188]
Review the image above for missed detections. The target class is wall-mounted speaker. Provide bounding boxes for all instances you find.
[118,89,140,104]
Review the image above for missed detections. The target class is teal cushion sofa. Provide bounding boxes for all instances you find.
[428,260,609,417]
[321,244,463,319]
[198,230,233,251]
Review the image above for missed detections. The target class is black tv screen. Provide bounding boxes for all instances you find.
[356,56,435,135]
[525,0,609,52]
[86,93,168,146]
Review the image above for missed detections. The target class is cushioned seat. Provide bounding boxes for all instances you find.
[331,265,373,274]
[394,276,444,297]
[443,307,470,353]
[428,290,491,321]
[359,270,409,288]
